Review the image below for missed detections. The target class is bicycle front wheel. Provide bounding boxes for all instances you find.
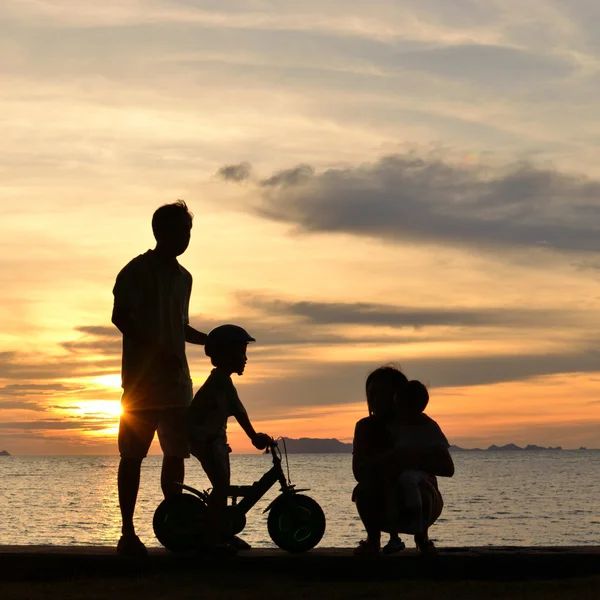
[267,494,326,553]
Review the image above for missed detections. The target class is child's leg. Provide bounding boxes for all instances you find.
[399,470,425,534]
[194,438,231,545]
[413,478,439,553]
[399,469,423,509]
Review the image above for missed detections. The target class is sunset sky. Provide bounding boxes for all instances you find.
[2,0,600,455]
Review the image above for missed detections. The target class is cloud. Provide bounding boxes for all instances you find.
[0,383,84,411]
[75,326,116,337]
[228,153,600,253]
[0,350,119,381]
[0,383,83,396]
[60,325,121,356]
[394,44,574,86]
[0,419,109,431]
[218,162,253,182]
[241,294,580,329]
[0,400,45,412]
[240,348,600,417]
[261,165,314,187]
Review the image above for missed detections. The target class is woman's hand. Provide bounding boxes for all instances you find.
[393,446,420,469]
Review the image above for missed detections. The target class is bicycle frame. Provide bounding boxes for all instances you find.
[178,442,305,516]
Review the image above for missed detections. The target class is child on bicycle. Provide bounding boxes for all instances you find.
[188,324,271,553]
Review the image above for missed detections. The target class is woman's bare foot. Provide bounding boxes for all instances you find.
[354,538,381,556]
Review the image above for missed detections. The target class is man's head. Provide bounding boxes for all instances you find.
[205,324,256,375]
[152,200,193,257]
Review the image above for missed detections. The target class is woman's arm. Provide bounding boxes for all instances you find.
[353,447,397,482]
[352,419,398,481]
[353,419,455,481]
[405,445,454,477]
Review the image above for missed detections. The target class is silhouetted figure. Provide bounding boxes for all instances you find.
[189,324,270,554]
[352,366,454,556]
[111,200,208,557]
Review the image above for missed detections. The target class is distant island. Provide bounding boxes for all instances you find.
[282,438,352,453]
[0,450,11,456]
[450,444,564,452]
[279,438,585,453]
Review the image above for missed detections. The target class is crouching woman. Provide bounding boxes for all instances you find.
[352,366,454,555]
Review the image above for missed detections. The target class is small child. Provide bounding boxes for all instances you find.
[384,380,447,554]
[188,324,270,553]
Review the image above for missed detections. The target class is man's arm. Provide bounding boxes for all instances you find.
[184,325,208,345]
[112,262,156,346]
[112,306,153,345]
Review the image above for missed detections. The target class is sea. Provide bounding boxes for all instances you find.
[1,452,598,549]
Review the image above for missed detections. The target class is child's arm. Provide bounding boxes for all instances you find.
[233,404,271,449]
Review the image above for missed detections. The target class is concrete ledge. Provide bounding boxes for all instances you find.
[0,546,599,582]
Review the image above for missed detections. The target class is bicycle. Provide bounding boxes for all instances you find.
[153,438,326,553]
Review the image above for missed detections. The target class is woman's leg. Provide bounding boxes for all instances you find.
[354,484,383,553]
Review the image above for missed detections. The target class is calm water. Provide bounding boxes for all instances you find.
[1,452,598,548]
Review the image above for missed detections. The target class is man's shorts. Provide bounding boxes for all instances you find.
[118,407,190,459]
[118,381,192,459]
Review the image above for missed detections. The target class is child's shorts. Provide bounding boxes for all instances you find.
[191,436,231,489]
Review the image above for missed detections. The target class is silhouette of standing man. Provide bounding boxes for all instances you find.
[111,201,207,556]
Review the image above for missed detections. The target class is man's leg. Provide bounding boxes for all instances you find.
[118,457,143,536]
[157,406,190,498]
[117,409,156,555]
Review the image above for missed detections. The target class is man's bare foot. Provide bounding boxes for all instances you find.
[117,534,148,558]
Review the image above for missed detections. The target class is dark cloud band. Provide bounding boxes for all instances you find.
[220,154,600,252]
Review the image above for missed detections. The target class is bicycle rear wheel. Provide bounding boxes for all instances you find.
[153,493,207,553]
[267,494,326,553]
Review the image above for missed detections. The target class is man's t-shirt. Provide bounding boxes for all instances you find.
[189,369,245,444]
[113,250,192,408]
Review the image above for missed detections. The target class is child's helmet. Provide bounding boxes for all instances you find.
[205,324,256,357]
